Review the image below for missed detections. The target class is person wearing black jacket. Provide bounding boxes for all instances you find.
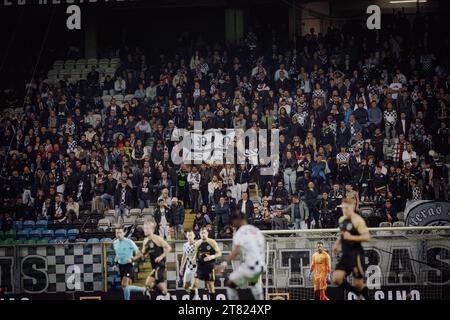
[225,189,237,213]
[102,173,116,209]
[153,198,173,240]
[250,207,267,230]
[75,170,92,207]
[318,192,334,228]
[214,196,230,237]
[272,181,289,206]
[305,181,320,229]
[114,179,132,223]
[137,175,152,209]
[236,191,254,220]
[170,197,185,240]
[235,163,250,198]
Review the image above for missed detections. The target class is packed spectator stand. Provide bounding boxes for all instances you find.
[0,13,449,245]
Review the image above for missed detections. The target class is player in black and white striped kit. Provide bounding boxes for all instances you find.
[179,230,199,299]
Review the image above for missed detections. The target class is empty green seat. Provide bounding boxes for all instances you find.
[0,230,4,240]
[4,229,16,239]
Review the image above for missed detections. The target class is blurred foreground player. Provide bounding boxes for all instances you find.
[139,221,172,300]
[179,230,199,298]
[308,241,331,300]
[218,212,265,300]
[332,198,370,300]
[191,227,222,300]
[113,225,148,300]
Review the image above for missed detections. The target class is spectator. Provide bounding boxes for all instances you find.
[137,175,152,209]
[271,208,289,230]
[214,196,230,236]
[283,194,309,230]
[187,166,201,212]
[114,179,132,223]
[170,197,185,240]
[66,195,80,223]
[154,198,172,240]
[236,191,254,220]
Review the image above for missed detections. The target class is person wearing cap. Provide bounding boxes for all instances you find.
[170,197,185,240]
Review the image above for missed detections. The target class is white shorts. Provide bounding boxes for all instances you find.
[229,264,263,287]
[183,267,197,284]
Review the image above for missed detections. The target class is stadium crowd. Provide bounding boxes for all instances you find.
[0,12,449,241]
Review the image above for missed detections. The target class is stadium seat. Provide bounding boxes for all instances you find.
[359,207,373,218]
[87,238,100,244]
[87,58,98,67]
[17,229,29,240]
[101,237,113,243]
[35,220,48,230]
[135,217,145,227]
[29,229,42,241]
[104,210,116,225]
[36,239,49,244]
[379,222,392,228]
[64,60,75,68]
[24,240,36,245]
[53,60,64,69]
[4,230,16,239]
[23,220,35,229]
[54,229,67,239]
[48,239,58,244]
[67,229,80,241]
[97,218,110,231]
[123,216,136,228]
[75,59,86,69]
[124,94,135,102]
[41,229,54,240]
[0,231,4,240]
[396,212,405,221]
[393,221,405,227]
[129,208,141,218]
[13,221,23,230]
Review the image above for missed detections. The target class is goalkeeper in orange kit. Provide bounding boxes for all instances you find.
[309,241,331,300]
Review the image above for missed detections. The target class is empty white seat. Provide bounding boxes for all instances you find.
[104,209,115,217]
[142,208,154,215]
[87,58,98,67]
[123,216,136,227]
[53,60,64,67]
[135,217,145,226]
[142,214,155,223]
[124,94,135,102]
[64,60,75,69]
[102,95,112,102]
[105,67,116,75]
[75,59,86,68]
[129,208,141,217]
[59,69,70,77]
[48,69,58,77]
[113,94,124,102]
[110,58,120,65]
[393,221,405,228]
[98,218,110,231]
[379,222,392,228]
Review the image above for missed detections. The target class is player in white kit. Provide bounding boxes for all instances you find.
[179,230,199,299]
[218,211,266,300]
